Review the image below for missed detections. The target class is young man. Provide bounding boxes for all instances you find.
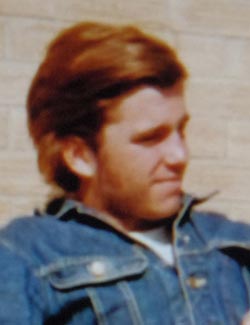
[0,22,250,324]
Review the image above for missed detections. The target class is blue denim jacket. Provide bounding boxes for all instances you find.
[1,195,250,324]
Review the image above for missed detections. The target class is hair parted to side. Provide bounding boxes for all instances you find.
[27,21,188,194]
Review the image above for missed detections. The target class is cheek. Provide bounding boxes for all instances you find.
[118,146,159,176]
[98,133,162,182]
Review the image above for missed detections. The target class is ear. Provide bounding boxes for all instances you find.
[61,137,96,179]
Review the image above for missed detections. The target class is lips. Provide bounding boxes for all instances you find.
[152,177,183,195]
[153,176,182,184]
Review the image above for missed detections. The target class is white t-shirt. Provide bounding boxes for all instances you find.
[129,226,174,266]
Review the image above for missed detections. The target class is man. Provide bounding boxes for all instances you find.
[0,22,250,324]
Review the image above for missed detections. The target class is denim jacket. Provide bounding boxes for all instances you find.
[1,195,250,324]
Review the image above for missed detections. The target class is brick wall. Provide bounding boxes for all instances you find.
[0,0,250,225]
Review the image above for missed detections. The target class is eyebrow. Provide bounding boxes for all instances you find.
[131,114,190,142]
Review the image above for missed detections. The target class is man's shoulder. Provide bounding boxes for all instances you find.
[0,214,74,246]
[0,215,88,264]
[0,212,135,268]
[0,215,79,262]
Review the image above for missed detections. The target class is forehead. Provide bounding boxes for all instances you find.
[103,84,187,128]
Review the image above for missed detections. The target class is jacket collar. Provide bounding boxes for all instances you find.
[47,193,206,236]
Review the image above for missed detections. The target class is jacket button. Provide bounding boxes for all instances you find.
[186,276,207,289]
[88,261,106,278]
[182,235,190,244]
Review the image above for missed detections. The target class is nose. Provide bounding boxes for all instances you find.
[162,132,188,171]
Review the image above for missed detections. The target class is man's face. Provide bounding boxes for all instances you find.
[86,84,189,230]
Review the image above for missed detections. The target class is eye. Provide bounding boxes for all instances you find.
[134,128,168,146]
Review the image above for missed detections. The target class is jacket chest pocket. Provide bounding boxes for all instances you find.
[48,254,147,324]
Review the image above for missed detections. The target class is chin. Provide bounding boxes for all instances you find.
[155,195,183,219]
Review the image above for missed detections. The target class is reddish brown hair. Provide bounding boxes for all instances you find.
[27,22,187,193]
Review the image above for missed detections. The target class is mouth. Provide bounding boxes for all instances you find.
[152,177,183,194]
[153,177,183,184]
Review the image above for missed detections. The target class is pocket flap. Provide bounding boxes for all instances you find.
[48,254,148,290]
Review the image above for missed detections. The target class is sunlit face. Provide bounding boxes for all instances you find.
[85,84,189,230]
